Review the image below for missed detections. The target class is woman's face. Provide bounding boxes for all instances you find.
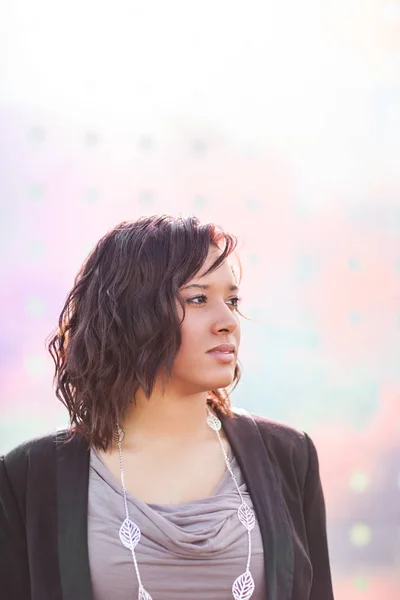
[171,246,241,394]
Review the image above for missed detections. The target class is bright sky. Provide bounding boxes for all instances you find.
[1,0,398,182]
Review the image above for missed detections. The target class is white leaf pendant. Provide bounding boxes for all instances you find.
[139,585,153,600]
[232,570,255,600]
[119,517,141,550]
[238,502,255,531]
[206,412,222,431]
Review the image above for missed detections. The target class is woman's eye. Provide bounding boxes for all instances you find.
[186,295,242,308]
[229,296,242,308]
[187,294,207,305]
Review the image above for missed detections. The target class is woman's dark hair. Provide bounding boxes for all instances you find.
[47,214,243,450]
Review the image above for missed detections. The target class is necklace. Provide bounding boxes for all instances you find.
[116,407,255,600]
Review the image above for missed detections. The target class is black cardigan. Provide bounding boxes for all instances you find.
[0,408,334,600]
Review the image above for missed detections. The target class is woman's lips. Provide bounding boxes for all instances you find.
[206,350,235,363]
[207,343,236,353]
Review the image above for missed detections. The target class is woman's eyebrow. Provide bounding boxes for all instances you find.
[182,283,239,292]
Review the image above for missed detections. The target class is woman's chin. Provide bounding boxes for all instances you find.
[207,374,235,390]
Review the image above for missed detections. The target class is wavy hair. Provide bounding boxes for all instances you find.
[47,215,243,450]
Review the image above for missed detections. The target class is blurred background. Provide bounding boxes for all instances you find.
[1,0,400,597]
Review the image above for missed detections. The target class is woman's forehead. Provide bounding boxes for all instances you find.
[193,260,239,287]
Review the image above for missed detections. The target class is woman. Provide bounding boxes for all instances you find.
[0,214,334,600]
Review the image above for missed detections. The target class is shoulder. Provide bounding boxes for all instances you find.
[1,429,74,492]
[0,431,58,519]
[231,407,317,484]
[2,430,59,466]
[232,406,309,450]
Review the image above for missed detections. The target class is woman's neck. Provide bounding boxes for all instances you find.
[119,386,214,450]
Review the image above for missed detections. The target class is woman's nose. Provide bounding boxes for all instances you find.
[211,306,239,334]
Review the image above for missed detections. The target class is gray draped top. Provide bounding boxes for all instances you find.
[88,443,266,599]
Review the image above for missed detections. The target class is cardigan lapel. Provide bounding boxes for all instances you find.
[221,408,294,600]
[56,430,93,600]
